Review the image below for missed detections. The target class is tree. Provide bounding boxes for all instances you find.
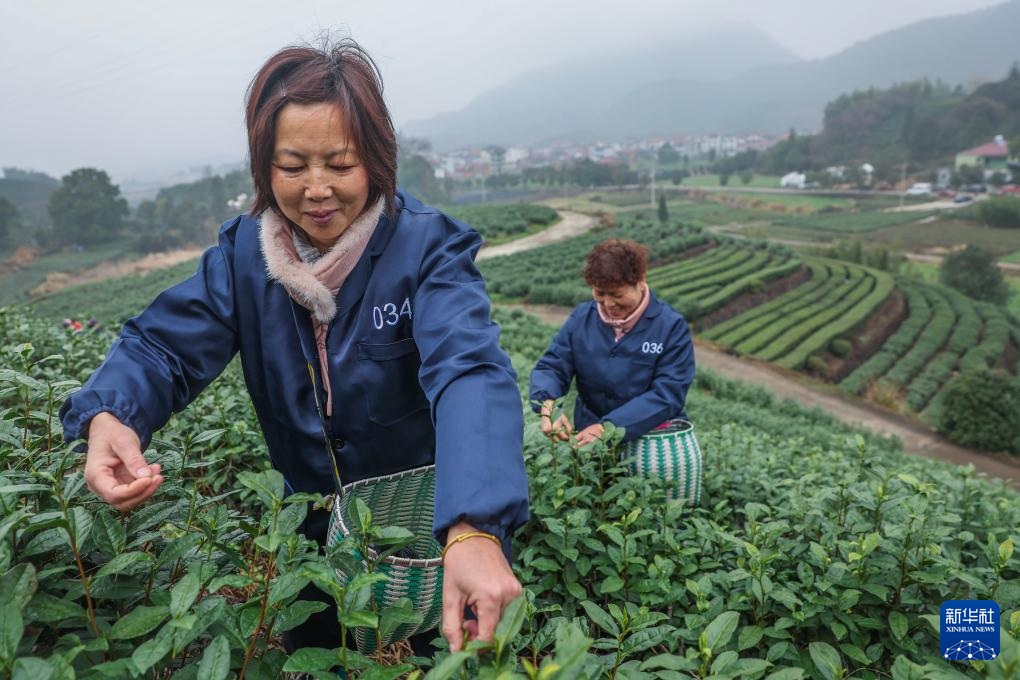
[739,169,754,185]
[1011,134,1020,160]
[718,172,731,187]
[954,164,984,187]
[939,245,1010,305]
[48,168,128,245]
[934,368,1020,453]
[0,195,20,249]
[657,194,669,223]
[657,143,680,165]
[397,136,446,204]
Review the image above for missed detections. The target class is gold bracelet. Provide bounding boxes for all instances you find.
[442,530,502,561]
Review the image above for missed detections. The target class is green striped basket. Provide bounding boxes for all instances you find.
[621,419,703,505]
[326,465,443,654]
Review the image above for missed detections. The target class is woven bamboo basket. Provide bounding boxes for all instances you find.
[620,419,703,505]
[326,465,443,653]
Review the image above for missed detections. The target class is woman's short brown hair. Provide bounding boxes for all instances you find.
[583,239,650,288]
[245,38,397,216]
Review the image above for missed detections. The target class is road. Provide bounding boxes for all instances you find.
[476,211,597,261]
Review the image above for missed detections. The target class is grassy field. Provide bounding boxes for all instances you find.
[867,217,1020,255]
[1004,249,1020,263]
[724,192,855,212]
[0,242,137,307]
[543,191,650,213]
[24,258,200,323]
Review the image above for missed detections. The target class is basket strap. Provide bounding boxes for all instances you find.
[307,362,344,495]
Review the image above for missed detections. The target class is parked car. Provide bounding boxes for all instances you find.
[965,183,987,194]
[998,184,1020,195]
[905,182,933,196]
[953,194,974,204]
[937,188,956,199]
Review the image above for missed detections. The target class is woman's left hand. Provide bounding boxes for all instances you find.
[441,521,523,652]
[574,423,605,447]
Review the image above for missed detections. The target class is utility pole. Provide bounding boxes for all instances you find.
[899,161,907,208]
[650,162,657,208]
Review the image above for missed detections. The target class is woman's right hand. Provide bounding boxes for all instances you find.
[84,412,164,512]
[540,414,573,441]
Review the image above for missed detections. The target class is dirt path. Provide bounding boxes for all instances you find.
[500,302,1020,489]
[29,248,205,298]
[21,210,596,297]
[477,211,597,261]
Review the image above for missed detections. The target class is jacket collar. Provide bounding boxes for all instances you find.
[335,196,399,320]
[258,199,387,324]
[644,290,664,319]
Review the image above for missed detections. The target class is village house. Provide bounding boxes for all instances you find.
[955,135,1010,177]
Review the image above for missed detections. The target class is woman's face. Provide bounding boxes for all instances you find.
[592,281,646,320]
[270,102,370,252]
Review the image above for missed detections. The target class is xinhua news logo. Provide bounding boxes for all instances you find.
[940,600,1000,661]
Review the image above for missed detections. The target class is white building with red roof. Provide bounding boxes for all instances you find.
[955,135,1010,174]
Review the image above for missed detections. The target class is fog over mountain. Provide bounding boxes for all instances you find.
[405,0,1020,148]
[0,0,1011,182]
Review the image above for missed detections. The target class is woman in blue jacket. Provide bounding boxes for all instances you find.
[60,40,528,654]
[530,239,695,446]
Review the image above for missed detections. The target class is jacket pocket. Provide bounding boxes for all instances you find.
[356,338,430,426]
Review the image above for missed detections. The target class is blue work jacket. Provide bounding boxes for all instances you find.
[529,294,695,442]
[61,191,529,543]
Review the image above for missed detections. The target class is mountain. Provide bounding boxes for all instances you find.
[402,23,799,148]
[405,0,1020,148]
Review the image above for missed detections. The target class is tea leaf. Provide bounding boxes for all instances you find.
[0,564,37,611]
[0,604,24,664]
[808,642,842,680]
[169,572,202,618]
[703,610,740,650]
[580,601,619,637]
[282,647,340,673]
[197,634,231,680]
[109,605,170,639]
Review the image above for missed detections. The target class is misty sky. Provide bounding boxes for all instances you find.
[0,0,1007,183]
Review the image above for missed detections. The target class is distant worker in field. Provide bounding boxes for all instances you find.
[60,38,528,657]
[530,239,695,446]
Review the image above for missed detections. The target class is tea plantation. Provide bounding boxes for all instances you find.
[0,302,1018,679]
[479,212,1020,425]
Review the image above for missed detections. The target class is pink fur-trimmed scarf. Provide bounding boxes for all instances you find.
[596,283,650,342]
[258,199,385,416]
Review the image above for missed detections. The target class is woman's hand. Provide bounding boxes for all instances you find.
[539,400,573,441]
[574,423,605,447]
[441,521,522,652]
[84,412,164,512]
[541,414,573,441]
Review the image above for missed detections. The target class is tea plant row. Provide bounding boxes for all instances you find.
[841,280,1019,415]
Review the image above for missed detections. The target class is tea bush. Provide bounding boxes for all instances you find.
[1,306,1018,679]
